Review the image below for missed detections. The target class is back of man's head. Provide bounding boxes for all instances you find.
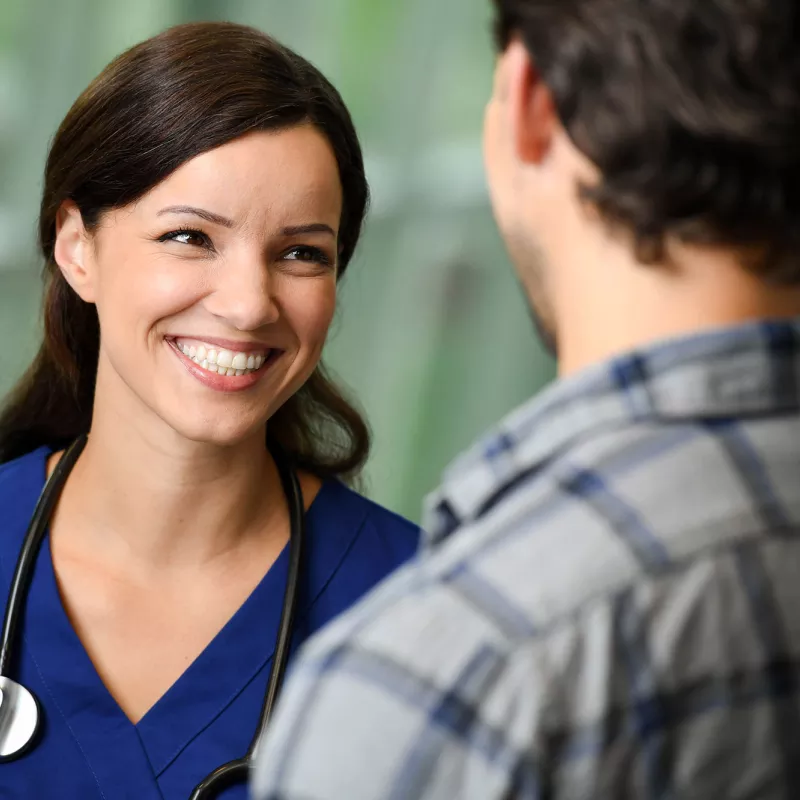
[486,0,800,372]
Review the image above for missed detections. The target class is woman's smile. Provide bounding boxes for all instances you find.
[167,336,284,392]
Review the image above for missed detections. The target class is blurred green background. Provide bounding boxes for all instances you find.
[0,0,554,522]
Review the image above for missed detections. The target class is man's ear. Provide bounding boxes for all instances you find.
[54,201,96,303]
[505,38,558,166]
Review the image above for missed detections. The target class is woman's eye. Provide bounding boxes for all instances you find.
[158,229,212,249]
[283,246,332,266]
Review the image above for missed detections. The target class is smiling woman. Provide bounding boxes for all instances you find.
[53,125,345,449]
[1,24,369,477]
[0,22,419,800]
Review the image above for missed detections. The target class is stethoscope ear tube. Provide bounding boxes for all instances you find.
[188,441,306,800]
[0,435,87,679]
[249,441,305,749]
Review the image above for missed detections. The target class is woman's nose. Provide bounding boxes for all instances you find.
[205,253,279,331]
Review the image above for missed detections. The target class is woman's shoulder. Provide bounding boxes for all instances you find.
[300,481,420,624]
[313,480,421,562]
[0,446,48,501]
[0,448,49,562]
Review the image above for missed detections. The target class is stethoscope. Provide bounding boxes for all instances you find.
[0,434,306,799]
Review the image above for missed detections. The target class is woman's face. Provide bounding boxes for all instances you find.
[56,126,343,446]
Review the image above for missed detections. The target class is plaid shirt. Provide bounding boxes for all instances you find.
[253,319,800,800]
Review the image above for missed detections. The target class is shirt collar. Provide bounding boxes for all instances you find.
[423,317,800,545]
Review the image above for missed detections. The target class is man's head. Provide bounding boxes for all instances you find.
[485,0,800,372]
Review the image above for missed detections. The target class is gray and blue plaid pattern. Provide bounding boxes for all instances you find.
[254,318,800,800]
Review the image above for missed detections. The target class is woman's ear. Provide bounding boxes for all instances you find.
[54,201,96,303]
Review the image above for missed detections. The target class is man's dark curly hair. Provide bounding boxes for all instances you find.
[493,0,800,283]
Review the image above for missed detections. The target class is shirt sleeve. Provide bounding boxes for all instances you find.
[252,539,800,800]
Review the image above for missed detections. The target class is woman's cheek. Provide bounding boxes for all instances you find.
[105,253,210,330]
[305,281,337,352]
[279,274,336,349]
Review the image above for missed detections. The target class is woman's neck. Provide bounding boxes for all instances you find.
[51,410,284,576]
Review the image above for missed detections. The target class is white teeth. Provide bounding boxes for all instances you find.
[175,340,269,378]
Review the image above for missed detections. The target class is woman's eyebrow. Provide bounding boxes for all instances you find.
[280,223,336,237]
[157,205,235,228]
[156,209,336,239]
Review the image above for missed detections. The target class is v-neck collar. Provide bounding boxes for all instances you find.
[2,446,368,788]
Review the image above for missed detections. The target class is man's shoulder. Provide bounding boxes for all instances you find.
[422,413,800,635]
[258,502,800,800]
[254,414,800,799]
[303,413,800,661]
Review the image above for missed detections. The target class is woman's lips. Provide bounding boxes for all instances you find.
[168,338,281,392]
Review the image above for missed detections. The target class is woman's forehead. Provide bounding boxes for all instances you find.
[127,128,344,231]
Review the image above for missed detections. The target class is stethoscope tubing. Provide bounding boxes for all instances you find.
[0,435,87,678]
[189,442,305,799]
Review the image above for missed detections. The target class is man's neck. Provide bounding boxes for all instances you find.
[551,237,800,377]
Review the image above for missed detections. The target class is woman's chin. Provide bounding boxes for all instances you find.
[165,416,266,450]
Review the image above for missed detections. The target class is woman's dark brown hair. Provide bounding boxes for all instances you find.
[0,21,371,477]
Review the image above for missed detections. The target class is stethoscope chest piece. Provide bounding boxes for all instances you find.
[0,677,39,761]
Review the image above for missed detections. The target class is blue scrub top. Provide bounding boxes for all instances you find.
[0,447,420,799]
